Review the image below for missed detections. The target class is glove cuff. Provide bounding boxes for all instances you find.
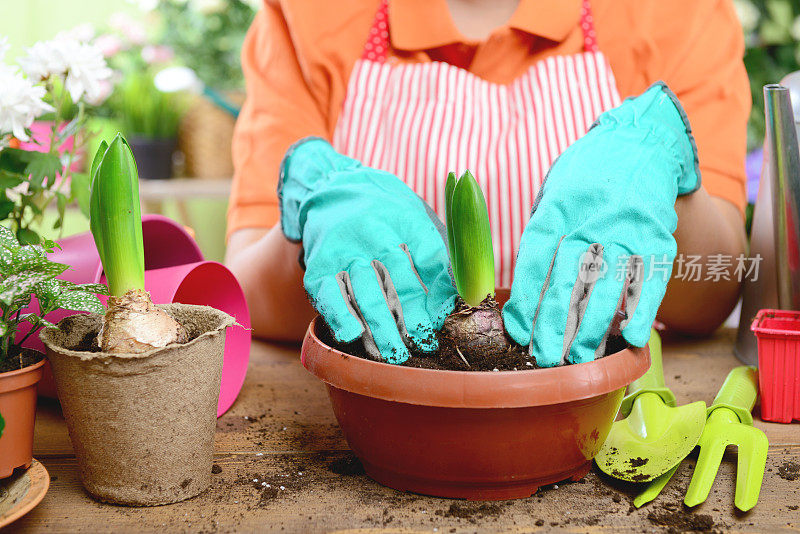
[278,137,361,241]
[656,82,701,196]
[598,82,701,196]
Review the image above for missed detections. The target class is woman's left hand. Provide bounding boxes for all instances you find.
[503,83,700,367]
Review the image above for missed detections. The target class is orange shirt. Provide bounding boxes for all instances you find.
[229,0,750,236]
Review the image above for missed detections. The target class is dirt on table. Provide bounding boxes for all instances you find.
[435,502,508,524]
[648,507,718,533]
[318,316,629,372]
[328,456,366,476]
[778,461,800,481]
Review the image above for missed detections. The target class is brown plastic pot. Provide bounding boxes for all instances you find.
[301,291,649,500]
[0,352,45,479]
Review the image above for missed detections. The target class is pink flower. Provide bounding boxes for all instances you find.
[141,45,174,64]
[94,34,125,58]
[108,12,147,45]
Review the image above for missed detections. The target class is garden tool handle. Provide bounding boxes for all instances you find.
[619,329,677,417]
[708,366,758,426]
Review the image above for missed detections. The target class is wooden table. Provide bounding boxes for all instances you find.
[10,330,800,533]
[138,178,231,228]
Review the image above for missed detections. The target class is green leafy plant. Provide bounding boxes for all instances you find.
[445,170,495,307]
[89,134,186,353]
[0,224,106,369]
[736,0,800,148]
[155,0,257,91]
[108,73,187,139]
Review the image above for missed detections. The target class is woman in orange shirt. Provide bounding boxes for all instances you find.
[226,0,749,362]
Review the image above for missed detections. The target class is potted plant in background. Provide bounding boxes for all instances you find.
[107,72,186,180]
[151,0,258,178]
[41,135,233,505]
[302,171,650,500]
[0,226,105,478]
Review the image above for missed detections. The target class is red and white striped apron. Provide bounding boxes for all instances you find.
[332,0,621,287]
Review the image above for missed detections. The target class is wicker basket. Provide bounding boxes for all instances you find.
[178,91,245,179]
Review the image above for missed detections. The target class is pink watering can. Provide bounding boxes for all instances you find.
[18,214,251,417]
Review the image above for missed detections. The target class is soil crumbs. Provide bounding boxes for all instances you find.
[436,502,506,524]
[778,461,800,481]
[648,506,718,534]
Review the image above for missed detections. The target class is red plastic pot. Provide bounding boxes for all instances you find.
[0,354,45,479]
[301,304,649,500]
[751,309,800,423]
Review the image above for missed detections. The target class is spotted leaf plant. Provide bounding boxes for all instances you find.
[0,224,107,370]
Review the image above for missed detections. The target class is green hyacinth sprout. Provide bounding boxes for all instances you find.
[89,135,145,297]
[445,170,495,307]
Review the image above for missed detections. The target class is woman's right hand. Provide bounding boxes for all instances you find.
[279,138,457,363]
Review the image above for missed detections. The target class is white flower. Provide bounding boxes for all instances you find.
[0,68,54,141]
[18,37,112,103]
[732,0,760,33]
[55,23,96,43]
[17,40,67,81]
[5,181,29,204]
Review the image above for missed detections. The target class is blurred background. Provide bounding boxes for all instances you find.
[2,0,260,261]
[1,0,799,260]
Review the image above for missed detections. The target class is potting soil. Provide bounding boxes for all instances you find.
[0,348,43,374]
[319,320,629,371]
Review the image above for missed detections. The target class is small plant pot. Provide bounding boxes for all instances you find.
[40,304,234,505]
[128,136,177,180]
[17,215,253,418]
[301,316,649,500]
[0,352,45,479]
[751,309,800,423]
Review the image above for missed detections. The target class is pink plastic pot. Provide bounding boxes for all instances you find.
[751,309,800,423]
[17,215,250,416]
[139,262,250,417]
[18,121,82,173]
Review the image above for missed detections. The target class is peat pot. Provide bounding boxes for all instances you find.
[40,304,233,505]
[0,352,45,478]
[301,299,649,500]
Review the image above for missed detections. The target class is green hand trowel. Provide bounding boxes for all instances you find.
[595,330,707,482]
[684,366,768,512]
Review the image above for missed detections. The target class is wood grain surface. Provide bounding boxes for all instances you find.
[8,329,800,533]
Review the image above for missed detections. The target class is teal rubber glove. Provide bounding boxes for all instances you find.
[279,138,457,363]
[503,82,700,367]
